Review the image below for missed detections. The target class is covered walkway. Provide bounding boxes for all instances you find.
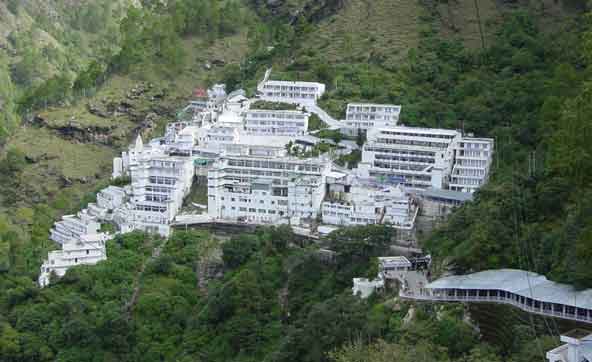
[401,269,592,324]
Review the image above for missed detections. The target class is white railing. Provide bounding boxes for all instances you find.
[400,291,592,324]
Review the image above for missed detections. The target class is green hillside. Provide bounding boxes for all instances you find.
[0,0,253,275]
[1,0,592,361]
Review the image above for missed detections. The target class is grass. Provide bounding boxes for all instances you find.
[1,31,251,218]
[303,0,423,64]
[435,0,502,49]
[2,126,115,211]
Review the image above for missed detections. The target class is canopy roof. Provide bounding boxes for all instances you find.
[427,269,592,309]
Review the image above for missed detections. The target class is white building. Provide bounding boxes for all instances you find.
[244,110,309,136]
[127,153,195,236]
[259,80,326,104]
[322,179,417,229]
[450,137,494,193]
[50,211,101,245]
[87,185,128,221]
[224,89,250,114]
[341,103,402,137]
[41,200,115,287]
[39,233,110,287]
[205,126,240,150]
[358,126,459,189]
[547,330,592,362]
[207,154,331,225]
[357,126,493,193]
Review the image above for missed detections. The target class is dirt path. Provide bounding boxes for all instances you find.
[124,239,167,320]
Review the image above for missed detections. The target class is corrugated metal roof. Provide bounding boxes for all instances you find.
[427,269,592,309]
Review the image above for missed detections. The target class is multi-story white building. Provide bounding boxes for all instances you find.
[357,126,494,193]
[205,126,240,148]
[288,175,326,223]
[207,153,331,224]
[126,153,195,236]
[244,110,309,136]
[449,137,494,193]
[259,80,326,104]
[87,186,128,220]
[50,211,102,245]
[341,103,402,136]
[39,233,110,287]
[322,182,417,229]
[358,126,461,189]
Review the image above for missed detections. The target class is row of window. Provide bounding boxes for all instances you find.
[264,84,320,92]
[369,171,431,182]
[347,106,399,113]
[221,206,282,215]
[374,162,429,172]
[455,159,488,167]
[365,147,436,157]
[264,92,316,98]
[246,120,306,127]
[149,176,177,185]
[380,130,457,139]
[146,186,172,193]
[346,114,396,121]
[245,128,304,136]
[150,160,178,168]
[134,204,167,213]
[247,113,307,120]
[145,195,170,202]
[226,159,321,172]
[457,150,490,158]
[459,142,491,149]
[375,138,451,149]
[450,178,483,186]
[375,154,436,164]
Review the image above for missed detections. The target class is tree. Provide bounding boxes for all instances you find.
[221,235,259,269]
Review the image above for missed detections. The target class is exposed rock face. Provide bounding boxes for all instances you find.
[31,82,181,146]
[251,0,347,23]
[30,115,117,145]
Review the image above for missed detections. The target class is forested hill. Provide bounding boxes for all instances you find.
[1,0,592,361]
[244,0,592,287]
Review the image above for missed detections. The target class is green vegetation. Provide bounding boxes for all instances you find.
[0,226,563,362]
[335,150,361,169]
[241,0,592,291]
[1,1,592,362]
[0,0,254,280]
[307,113,329,132]
[250,100,298,110]
[416,12,592,289]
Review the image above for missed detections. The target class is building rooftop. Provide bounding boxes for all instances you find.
[375,125,460,136]
[265,79,325,87]
[246,109,308,115]
[347,103,402,110]
[420,188,474,202]
[427,269,592,309]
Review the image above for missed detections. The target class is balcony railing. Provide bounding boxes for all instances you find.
[400,291,592,324]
